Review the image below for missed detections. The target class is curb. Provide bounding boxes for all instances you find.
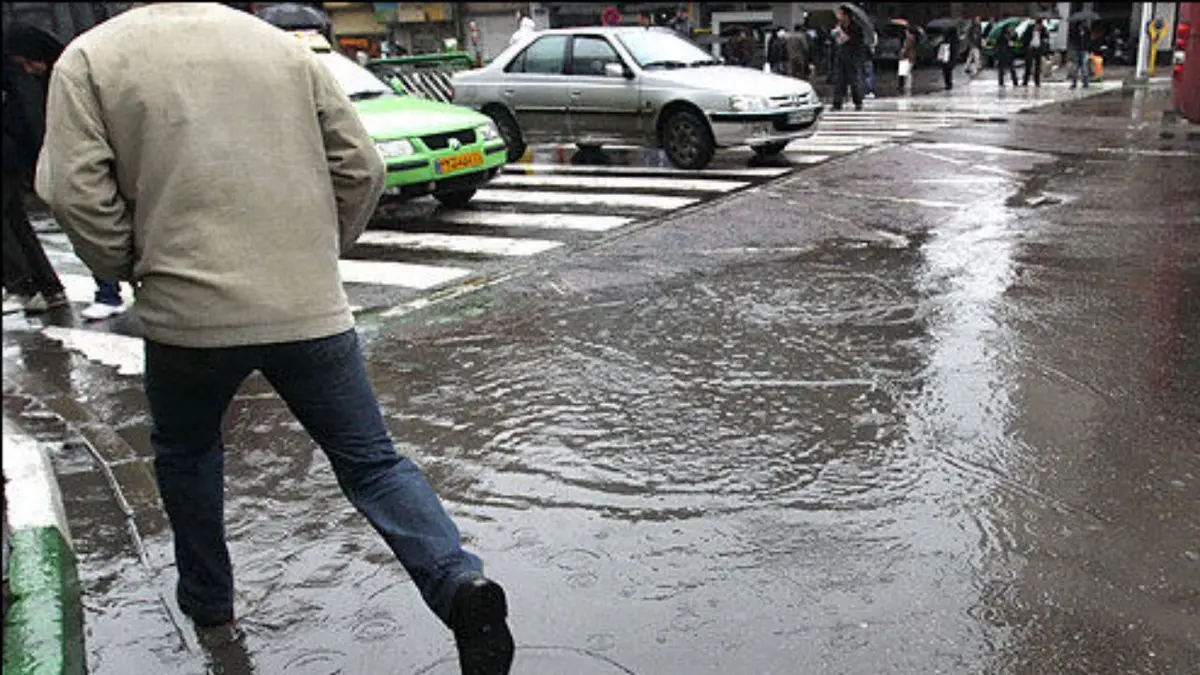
[2,414,85,675]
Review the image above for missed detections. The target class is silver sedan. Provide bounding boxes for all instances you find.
[452,27,825,170]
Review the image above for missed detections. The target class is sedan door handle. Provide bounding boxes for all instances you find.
[570,91,582,97]
[502,89,515,97]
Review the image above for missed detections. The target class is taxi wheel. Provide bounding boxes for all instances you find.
[662,109,714,170]
[487,108,526,163]
[752,141,790,157]
[434,189,477,209]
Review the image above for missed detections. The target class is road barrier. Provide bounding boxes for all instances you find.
[367,52,478,104]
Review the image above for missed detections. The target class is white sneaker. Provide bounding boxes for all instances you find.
[81,302,126,321]
[865,92,876,99]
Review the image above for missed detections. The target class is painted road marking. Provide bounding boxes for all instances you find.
[491,173,749,193]
[472,189,699,210]
[437,210,632,232]
[3,415,73,532]
[356,231,563,256]
[779,154,833,164]
[42,325,144,377]
[338,259,471,289]
[909,142,1054,160]
[504,163,790,178]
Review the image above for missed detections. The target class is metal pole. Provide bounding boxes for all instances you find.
[1135,2,1154,78]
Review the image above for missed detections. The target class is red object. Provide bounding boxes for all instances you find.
[1174,3,1200,122]
[601,6,621,27]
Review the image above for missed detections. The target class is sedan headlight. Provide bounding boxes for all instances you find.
[476,122,501,142]
[730,95,768,112]
[376,139,415,159]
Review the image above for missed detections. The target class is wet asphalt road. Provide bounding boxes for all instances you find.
[4,85,1199,674]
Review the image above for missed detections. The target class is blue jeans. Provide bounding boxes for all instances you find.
[94,278,122,306]
[1071,50,1091,87]
[144,329,481,626]
[860,58,875,94]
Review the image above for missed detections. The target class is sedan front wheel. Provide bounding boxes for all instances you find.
[662,109,715,170]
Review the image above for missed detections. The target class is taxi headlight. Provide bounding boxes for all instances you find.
[376,139,415,159]
[730,95,768,112]
[477,122,501,142]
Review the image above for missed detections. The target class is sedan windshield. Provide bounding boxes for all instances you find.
[616,30,720,69]
[316,52,396,100]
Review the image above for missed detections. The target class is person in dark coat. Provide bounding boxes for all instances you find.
[940,26,960,89]
[786,24,812,80]
[767,27,789,74]
[1068,21,1093,89]
[1022,18,1050,87]
[2,23,68,314]
[831,5,866,111]
[996,24,1019,87]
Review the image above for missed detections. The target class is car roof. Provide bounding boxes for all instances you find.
[532,26,676,37]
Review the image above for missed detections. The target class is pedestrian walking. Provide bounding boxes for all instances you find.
[898,25,917,94]
[996,25,1019,87]
[767,27,789,75]
[2,23,69,315]
[939,26,960,89]
[785,23,813,81]
[964,16,983,77]
[1022,18,1049,87]
[35,5,514,674]
[860,30,879,99]
[81,277,126,321]
[831,5,866,111]
[1068,21,1092,89]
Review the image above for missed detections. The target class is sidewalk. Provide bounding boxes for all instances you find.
[2,413,84,675]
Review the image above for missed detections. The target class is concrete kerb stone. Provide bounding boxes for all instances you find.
[2,413,85,675]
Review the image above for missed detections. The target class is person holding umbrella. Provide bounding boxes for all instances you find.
[831,4,869,111]
[996,23,1019,87]
[1068,17,1096,89]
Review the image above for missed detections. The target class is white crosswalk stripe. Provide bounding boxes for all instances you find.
[12,81,1119,377]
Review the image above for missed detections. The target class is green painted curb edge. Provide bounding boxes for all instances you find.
[3,412,85,675]
[3,528,84,675]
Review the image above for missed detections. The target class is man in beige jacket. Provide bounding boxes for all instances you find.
[36,4,513,673]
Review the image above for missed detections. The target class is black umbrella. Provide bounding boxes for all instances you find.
[256,3,331,31]
[1068,9,1100,23]
[838,3,877,45]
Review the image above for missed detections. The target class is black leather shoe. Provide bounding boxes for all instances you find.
[177,586,234,628]
[449,575,514,675]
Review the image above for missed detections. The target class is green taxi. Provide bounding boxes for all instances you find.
[297,32,507,206]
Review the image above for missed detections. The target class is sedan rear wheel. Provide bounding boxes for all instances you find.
[662,109,715,170]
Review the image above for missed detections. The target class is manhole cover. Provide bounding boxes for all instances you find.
[413,646,636,675]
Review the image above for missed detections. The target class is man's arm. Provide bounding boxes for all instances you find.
[35,53,134,281]
[309,56,385,254]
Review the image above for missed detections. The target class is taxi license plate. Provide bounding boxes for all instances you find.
[435,151,484,175]
[787,110,815,125]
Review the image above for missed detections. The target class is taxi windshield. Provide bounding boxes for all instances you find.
[316,52,395,101]
[616,30,719,69]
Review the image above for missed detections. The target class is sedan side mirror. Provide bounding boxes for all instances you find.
[604,62,634,79]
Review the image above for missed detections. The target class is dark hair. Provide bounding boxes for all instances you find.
[3,22,65,64]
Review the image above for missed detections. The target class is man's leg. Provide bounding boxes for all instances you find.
[2,175,63,300]
[94,278,122,305]
[145,340,257,626]
[1034,55,1042,86]
[832,58,847,109]
[260,329,483,621]
[848,58,864,108]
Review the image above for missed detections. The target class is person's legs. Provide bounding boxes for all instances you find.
[1023,54,1033,85]
[1033,54,1042,86]
[943,63,953,89]
[848,58,864,109]
[94,278,122,305]
[259,329,483,623]
[144,340,258,626]
[999,57,1007,85]
[833,57,848,109]
[83,277,126,320]
[2,174,64,305]
[1082,52,1091,88]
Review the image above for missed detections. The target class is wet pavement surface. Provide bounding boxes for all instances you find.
[4,85,1199,673]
